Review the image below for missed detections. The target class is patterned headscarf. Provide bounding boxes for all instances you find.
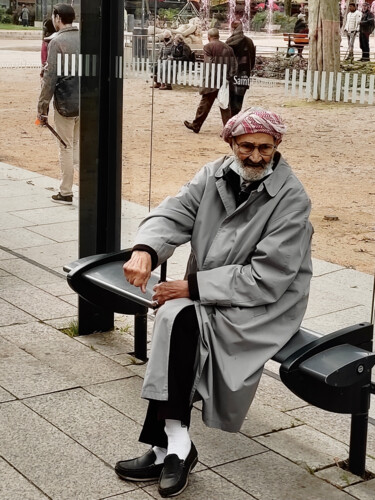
[221,107,287,143]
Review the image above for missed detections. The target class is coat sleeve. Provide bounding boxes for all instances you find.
[38,39,59,115]
[196,193,313,307]
[133,166,210,265]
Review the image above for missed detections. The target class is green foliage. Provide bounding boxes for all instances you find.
[251,11,297,32]
[0,7,12,24]
[158,8,180,22]
[273,12,297,32]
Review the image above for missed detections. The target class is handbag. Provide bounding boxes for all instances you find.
[217,82,229,109]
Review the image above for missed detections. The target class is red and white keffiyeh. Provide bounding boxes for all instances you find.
[221,107,287,143]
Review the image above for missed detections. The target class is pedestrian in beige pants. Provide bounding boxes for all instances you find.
[54,110,79,197]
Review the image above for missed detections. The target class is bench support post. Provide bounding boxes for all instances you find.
[349,411,369,477]
[133,310,148,361]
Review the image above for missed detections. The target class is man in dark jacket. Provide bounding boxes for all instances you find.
[225,20,256,117]
[37,3,79,204]
[184,28,237,133]
[359,2,374,62]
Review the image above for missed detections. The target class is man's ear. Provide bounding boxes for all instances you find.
[275,139,282,147]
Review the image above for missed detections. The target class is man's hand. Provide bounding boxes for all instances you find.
[152,280,190,307]
[37,114,48,126]
[123,251,152,293]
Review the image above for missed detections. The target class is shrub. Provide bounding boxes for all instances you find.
[0,7,12,24]
[251,11,296,32]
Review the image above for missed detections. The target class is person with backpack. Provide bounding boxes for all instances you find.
[225,20,256,117]
[358,2,374,62]
[170,34,192,63]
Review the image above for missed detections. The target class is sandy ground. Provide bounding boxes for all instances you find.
[0,67,374,275]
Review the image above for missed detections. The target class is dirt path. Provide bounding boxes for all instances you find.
[0,68,374,274]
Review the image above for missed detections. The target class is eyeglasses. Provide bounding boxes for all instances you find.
[233,138,276,157]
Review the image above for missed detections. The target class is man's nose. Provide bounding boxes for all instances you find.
[248,147,262,162]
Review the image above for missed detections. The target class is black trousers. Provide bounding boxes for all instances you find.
[359,32,370,60]
[138,305,200,448]
[229,91,246,117]
[192,90,231,132]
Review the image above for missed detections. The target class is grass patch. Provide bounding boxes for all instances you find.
[61,319,79,338]
[0,24,40,30]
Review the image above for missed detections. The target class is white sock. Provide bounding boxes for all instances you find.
[164,419,191,460]
[152,446,167,465]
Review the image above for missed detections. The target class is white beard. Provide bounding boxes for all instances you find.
[232,156,273,182]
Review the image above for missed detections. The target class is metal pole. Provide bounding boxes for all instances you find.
[348,412,368,476]
[78,0,124,335]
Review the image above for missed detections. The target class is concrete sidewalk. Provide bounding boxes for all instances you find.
[0,161,374,500]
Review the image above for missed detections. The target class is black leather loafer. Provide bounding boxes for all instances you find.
[115,448,164,482]
[158,442,198,497]
[184,120,200,134]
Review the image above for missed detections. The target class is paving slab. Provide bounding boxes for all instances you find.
[287,405,375,467]
[86,377,149,425]
[29,220,78,243]
[0,385,16,402]
[315,465,364,488]
[0,258,65,285]
[256,373,307,412]
[103,489,157,500]
[0,227,55,250]
[0,212,37,230]
[1,192,59,211]
[0,335,78,398]
[12,205,78,225]
[240,398,302,438]
[0,249,17,260]
[0,282,76,320]
[0,274,26,290]
[0,322,135,386]
[311,258,345,276]
[346,479,375,499]
[0,297,36,326]
[75,329,140,358]
[144,469,255,499]
[15,240,78,269]
[0,457,48,500]
[214,451,355,500]
[254,425,350,471]
[24,388,148,465]
[0,161,41,180]
[189,408,267,468]
[0,401,131,500]
[302,306,372,334]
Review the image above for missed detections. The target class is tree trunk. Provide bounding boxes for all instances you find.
[308,0,341,100]
[284,0,292,16]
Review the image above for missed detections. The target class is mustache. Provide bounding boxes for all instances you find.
[242,159,268,168]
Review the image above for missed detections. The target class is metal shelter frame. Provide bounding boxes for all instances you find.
[78,0,125,334]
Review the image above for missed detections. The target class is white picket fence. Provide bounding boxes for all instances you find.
[285,68,375,105]
[124,58,228,89]
[54,53,284,90]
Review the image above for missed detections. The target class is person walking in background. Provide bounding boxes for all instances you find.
[344,2,362,60]
[184,28,237,133]
[225,20,256,117]
[358,2,374,61]
[20,4,30,27]
[40,18,57,77]
[37,3,79,205]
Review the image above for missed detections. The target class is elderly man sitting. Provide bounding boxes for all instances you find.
[115,107,314,498]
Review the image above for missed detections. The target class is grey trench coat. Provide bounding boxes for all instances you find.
[134,155,313,432]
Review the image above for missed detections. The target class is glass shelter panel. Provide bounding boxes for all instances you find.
[120,0,374,335]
